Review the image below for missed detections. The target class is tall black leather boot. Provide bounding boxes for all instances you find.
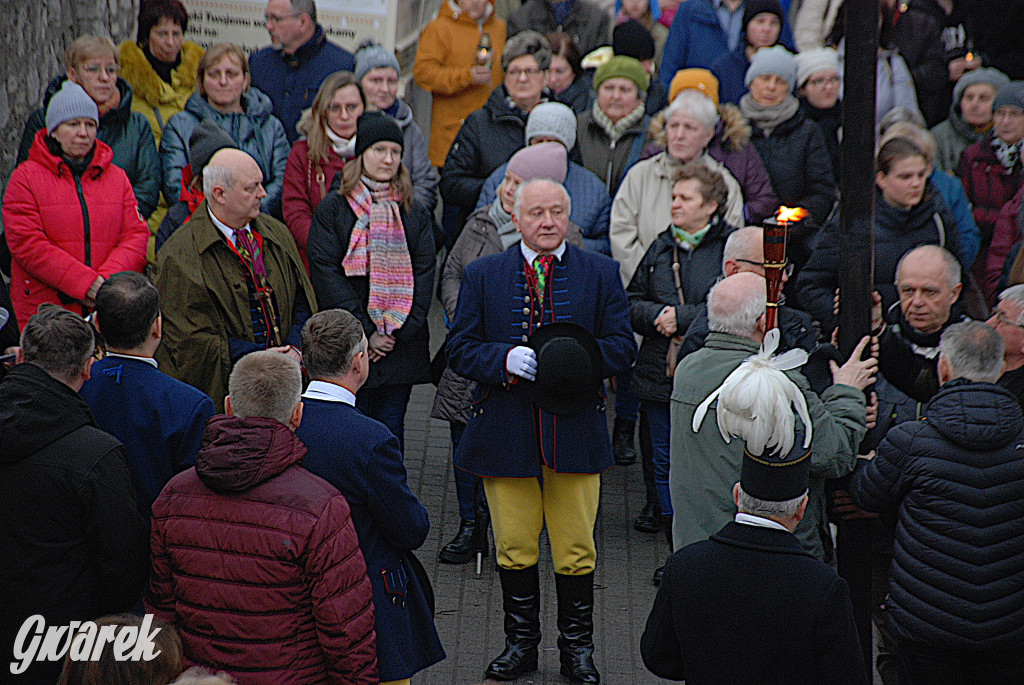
[485,566,541,681]
[633,408,660,533]
[612,416,637,465]
[438,519,475,564]
[555,572,600,684]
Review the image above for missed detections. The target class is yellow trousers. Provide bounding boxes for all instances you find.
[483,466,601,575]
[380,680,410,685]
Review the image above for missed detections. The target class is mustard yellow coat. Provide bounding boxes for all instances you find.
[118,40,204,147]
[118,40,204,260]
[413,2,506,167]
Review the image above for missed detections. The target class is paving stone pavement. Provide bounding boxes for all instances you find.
[401,378,678,685]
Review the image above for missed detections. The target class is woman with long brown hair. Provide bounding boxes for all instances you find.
[307,112,435,452]
[282,71,365,270]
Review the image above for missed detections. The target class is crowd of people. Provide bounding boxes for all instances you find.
[1,0,1023,683]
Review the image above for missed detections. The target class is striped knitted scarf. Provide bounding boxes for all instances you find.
[343,177,414,334]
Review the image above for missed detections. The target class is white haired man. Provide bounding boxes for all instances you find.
[448,178,635,683]
[643,324,867,685]
[986,283,1024,406]
[669,272,875,564]
[852,322,1024,683]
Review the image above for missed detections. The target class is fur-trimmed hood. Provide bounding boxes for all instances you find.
[118,40,203,107]
[646,102,750,152]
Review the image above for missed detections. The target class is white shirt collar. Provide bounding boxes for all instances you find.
[302,380,357,406]
[520,240,567,264]
[208,206,250,247]
[105,352,158,368]
[735,512,790,532]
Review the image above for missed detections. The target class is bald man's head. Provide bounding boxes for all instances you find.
[895,245,962,334]
[723,226,764,275]
[204,148,267,229]
[707,272,768,340]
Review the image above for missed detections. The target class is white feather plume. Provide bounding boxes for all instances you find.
[691,329,812,456]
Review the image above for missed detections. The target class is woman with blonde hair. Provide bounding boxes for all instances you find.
[282,71,365,270]
[160,42,289,217]
[308,112,435,451]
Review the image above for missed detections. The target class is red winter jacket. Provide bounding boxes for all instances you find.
[146,415,378,684]
[957,133,1024,249]
[282,140,349,272]
[2,129,148,328]
[984,185,1024,298]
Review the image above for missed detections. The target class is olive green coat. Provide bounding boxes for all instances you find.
[670,333,867,564]
[153,201,316,411]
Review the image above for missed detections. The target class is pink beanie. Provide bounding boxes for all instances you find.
[507,141,568,183]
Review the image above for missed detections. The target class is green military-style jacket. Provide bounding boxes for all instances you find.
[670,332,867,563]
[153,201,316,411]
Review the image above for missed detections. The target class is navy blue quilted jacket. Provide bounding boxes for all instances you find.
[851,378,1024,651]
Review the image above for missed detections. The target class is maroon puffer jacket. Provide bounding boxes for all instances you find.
[957,133,1024,246]
[146,415,377,684]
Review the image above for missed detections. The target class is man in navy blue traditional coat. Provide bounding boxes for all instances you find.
[80,271,214,522]
[448,178,636,684]
[295,308,445,684]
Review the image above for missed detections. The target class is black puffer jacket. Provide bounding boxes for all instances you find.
[627,221,734,402]
[797,185,962,333]
[748,106,836,253]
[439,86,530,234]
[852,378,1024,652]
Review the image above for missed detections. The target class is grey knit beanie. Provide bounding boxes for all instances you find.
[744,45,797,89]
[993,81,1024,114]
[354,41,400,80]
[525,102,577,150]
[46,81,99,134]
[953,68,1010,108]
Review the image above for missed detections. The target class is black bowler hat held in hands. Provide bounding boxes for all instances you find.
[524,322,603,416]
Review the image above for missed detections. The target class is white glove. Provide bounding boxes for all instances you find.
[506,346,538,381]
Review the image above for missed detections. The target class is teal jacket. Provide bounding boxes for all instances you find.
[159,89,290,217]
[670,333,867,564]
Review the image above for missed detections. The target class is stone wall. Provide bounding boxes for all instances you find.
[0,0,137,182]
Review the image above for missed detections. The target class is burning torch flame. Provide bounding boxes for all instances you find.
[776,206,808,223]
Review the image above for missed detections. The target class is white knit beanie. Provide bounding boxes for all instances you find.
[795,48,840,88]
[525,102,577,151]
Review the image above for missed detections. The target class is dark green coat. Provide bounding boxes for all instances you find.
[153,201,316,411]
[17,76,161,219]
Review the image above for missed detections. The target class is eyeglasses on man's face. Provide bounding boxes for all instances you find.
[736,259,794,277]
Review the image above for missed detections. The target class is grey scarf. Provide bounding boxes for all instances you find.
[591,100,646,143]
[740,93,800,138]
[488,198,519,248]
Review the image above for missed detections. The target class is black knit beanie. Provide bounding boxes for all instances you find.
[742,0,784,33]
[354,111,404,159]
